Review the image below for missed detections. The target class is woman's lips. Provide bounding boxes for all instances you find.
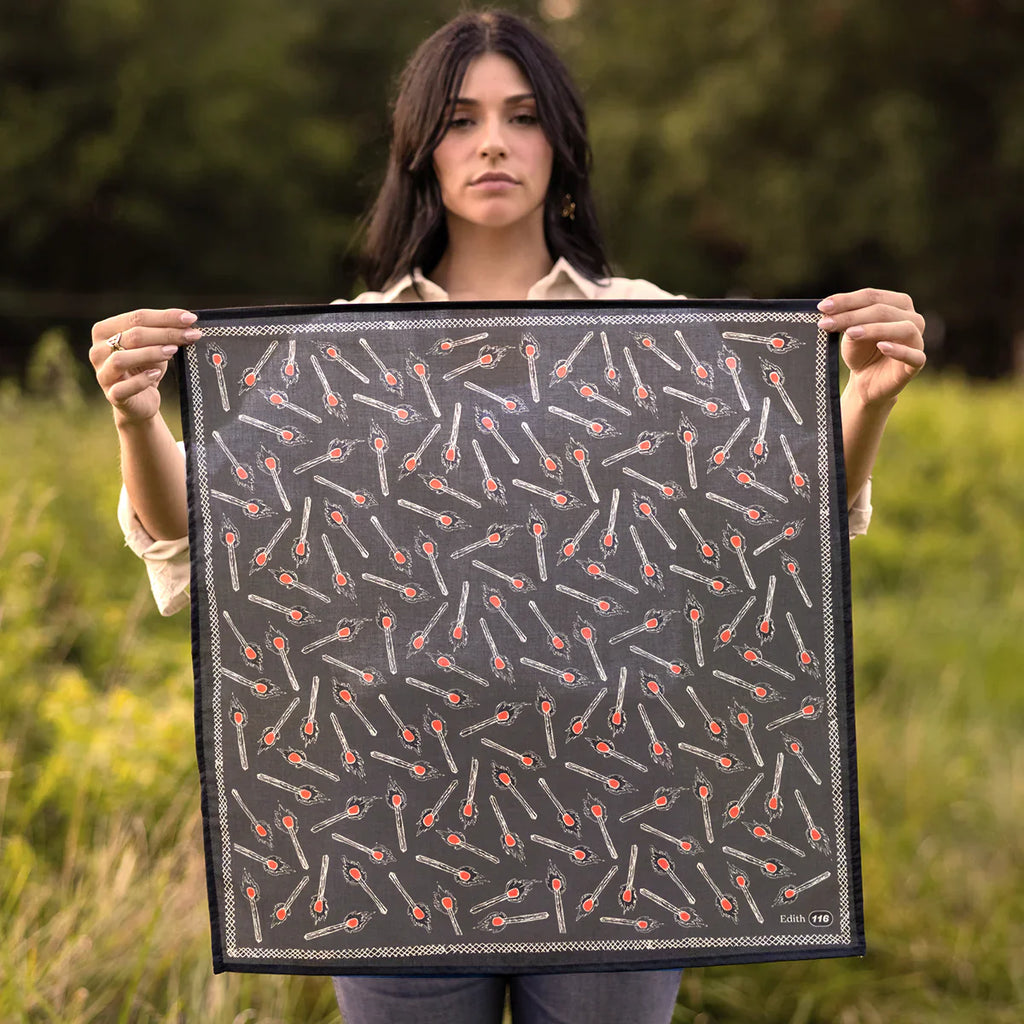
[470,173,518,190]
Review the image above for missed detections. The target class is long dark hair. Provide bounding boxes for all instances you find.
[360,9,610,291]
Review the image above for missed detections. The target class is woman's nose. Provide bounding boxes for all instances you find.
[478,114,508,158]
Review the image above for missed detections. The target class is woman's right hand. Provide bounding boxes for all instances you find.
[89,309,202,426]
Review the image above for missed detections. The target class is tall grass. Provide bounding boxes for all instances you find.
[1,342,1020,1022]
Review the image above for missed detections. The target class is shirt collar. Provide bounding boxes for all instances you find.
[528,257,605,300]
[380,256,604,303]
[376,267,449,304]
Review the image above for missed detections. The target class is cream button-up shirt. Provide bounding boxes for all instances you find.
[119,258,872,614]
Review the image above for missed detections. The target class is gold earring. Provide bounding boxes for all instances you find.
[560,194,576,221]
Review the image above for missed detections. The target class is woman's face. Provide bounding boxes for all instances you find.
[432,52,554,233]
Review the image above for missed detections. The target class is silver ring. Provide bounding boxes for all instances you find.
[106,332,124,352]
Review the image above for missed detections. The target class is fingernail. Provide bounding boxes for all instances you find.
[817,299,834,313]
[180,311,198,325]
[876,341,895,354]
[818,317,835,331]
[161,345,178,356]
[183,329,202,341]
[146,368,162,378]
[847,326,865,339]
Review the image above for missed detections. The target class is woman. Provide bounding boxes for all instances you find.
[89,10,925,1024]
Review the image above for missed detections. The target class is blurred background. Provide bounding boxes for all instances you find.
[0,1,1021,1021]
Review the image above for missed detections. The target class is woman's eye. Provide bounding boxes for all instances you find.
[448,116,474,129]
[512,113,539,125]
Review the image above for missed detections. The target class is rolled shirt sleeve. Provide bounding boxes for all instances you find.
[117,441,191,616]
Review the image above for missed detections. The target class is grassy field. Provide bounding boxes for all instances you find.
[1,341,1021,1022]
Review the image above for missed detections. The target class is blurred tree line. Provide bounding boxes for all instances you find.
[1,0,1021,379]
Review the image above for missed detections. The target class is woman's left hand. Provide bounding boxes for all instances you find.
[818,288,927,407]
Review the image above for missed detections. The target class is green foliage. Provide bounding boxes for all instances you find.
[0,350,1021,1020]
[1,1,1021,375]
[558,0,1024,376]
[25,328,86,406]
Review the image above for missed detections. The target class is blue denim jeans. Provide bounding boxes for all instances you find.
[333,969,683,1024]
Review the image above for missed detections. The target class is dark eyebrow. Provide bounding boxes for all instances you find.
[451,93,537,107]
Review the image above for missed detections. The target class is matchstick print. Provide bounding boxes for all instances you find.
[713,594,756,651]
[637,702,672,770]
[398,423,442,481]
[471,439,507,505]
[309,354,346,419]
[529,834,599,865]
[432,332,490,355]
[462,381,527,414]
[241,871,264,942]
[706,417,750,473]
[622,347,656,414]
[564,760,635,795]
[211,488,274,520]
[608,671,627,733]
[238,341,279,395]
[602,430,671,468]
[667,561,741,597]
[618,843,639,910]
[320,342,369,383]
[569,379,632,417]
[389,871,431,928]
[550,331,593,385]
[519,333,542,402]
[206,344,231,411]
[574,617,606,680]
[794,789,830,852]
[676,415,700,489]
[433,886,462,935]
[554,509,600,565]
[548,405,617,439]
[443,345,510,382]
[662,384,732,419]
[633,330,683,372]
[528,601,570,658]
[684,596,706,668]
[184,306,858,973]
[479,737,542,770]
[231,786,270,843]
[489,793,525,862]
[330,713,365,778]
[259,387,322,424]
[728,465,788,504]
[563,687,608,741]
[785,611,820,678]
[511,478,583,511]
[249,517,292,575]
[337,860,385,909]
[275,804,310,870]
[519,421,562,480]
[760,359,802,425]
[474,408,519,464]
[718,345,749,411]
[695,861,739,922]
[599,331,621,392]
[414,854,484,886]
[721,772,765,827]
[649,847,697,905]
[566,437,600,503]
[316,476,376,511]
[359,338,403,395]
[406,352,440,418]
[730,701,764,768]
[672,330,712,384]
